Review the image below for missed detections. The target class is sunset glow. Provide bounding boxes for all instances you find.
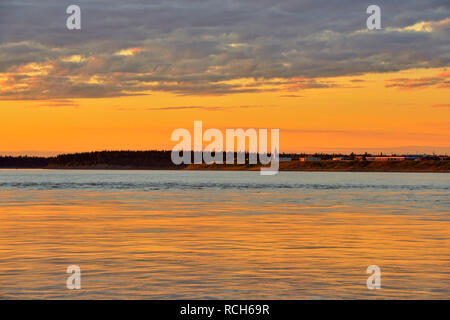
[0,2,449,155]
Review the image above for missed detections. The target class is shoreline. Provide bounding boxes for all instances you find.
[1,160,449,173]
[1,169,448,173]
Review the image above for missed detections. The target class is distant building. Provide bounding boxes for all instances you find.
[402,155,425,161]
[279,156,292,162]
[366,157,405,161]
[300,157,321,162]
[332,157,349,161]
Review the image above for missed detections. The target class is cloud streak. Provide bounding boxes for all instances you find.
[385,69,450,89]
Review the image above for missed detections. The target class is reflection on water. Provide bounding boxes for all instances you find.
[0,170,449,299]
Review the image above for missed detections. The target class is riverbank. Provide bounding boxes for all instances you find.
[185,160,450,173]
[1,151,449,172]
[2,161,447,173]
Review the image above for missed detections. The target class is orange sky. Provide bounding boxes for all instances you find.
[1,2,449,155]
[1,67,449,155]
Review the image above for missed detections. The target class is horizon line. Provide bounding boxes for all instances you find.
[1,149,448,158]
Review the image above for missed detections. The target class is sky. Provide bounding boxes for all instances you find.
[0,0,449,155]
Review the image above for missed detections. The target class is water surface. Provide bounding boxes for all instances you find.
[0,170,449,299]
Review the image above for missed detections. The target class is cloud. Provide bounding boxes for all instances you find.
[385,18,450,33]
[279,94,303,98]
[385,69,450,89]
[147,106,225,111]
[114,48,143,57]
[0,1,449,99]
[145,105,266,111]
[31,99,79,108]
[350,79,365,83]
